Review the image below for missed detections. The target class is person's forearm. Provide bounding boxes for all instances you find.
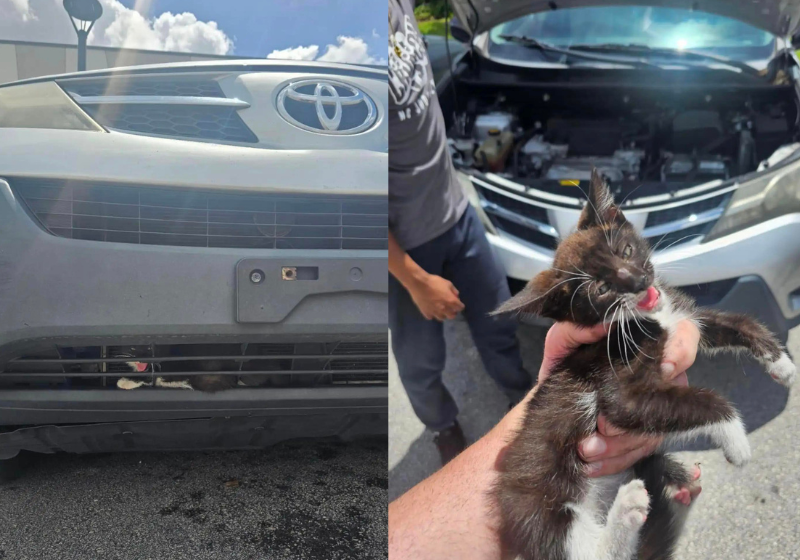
[388,399,530,559]
[389,230,429,290]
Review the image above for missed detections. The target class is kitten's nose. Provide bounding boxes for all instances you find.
[631,274,649,292]
[617,267,648,292]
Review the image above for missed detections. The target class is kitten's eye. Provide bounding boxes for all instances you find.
[597,282,610,295]
[622,244,633,259]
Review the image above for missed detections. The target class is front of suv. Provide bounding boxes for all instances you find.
[0,60,388,460]
[438,1,800,341]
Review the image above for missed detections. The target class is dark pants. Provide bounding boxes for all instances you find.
[389,206,532,431]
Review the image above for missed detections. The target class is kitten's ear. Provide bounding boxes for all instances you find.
[577,168,626,230]
[492,269,564,318]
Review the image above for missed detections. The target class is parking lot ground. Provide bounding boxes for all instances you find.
[0,438,388,560]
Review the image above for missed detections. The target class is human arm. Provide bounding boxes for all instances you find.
[389,230,464,321]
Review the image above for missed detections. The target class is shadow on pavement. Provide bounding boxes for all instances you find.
[389,322,790,501]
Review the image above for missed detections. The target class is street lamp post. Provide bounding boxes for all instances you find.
[63,0,103,72]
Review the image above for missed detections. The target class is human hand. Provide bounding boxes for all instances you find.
[408,273,465,321]
[574,319,701,477]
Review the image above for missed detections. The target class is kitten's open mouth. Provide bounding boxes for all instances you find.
[636,286,660,312]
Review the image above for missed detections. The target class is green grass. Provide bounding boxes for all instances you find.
[417,18,451,37]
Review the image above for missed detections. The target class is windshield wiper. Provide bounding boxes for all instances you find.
[498,35,660,68]
[567,43,763,78]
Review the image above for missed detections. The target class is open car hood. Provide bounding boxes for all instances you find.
[450,0,800,39]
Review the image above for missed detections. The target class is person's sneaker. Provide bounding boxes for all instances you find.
[433,421,466,465]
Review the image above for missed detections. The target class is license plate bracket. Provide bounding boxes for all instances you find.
[236,256,387,323]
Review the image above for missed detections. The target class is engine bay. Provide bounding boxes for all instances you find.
[448,87,799,193]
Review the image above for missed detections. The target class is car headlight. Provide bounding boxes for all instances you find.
[705,154,800,242]
[0,81,103,131]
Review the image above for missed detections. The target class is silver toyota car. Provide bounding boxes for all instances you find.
[0,60,388,471]
[436,1,800,341]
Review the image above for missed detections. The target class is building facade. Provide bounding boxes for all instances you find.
[0,39,247,85]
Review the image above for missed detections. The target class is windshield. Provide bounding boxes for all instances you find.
[487,6,775,64]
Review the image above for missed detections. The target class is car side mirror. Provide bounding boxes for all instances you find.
[449,17,471,43]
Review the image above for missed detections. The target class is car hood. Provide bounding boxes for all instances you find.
[450,0,800,38]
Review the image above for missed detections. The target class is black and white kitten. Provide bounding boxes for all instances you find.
[113,349,239,392]
[493,169,796,560]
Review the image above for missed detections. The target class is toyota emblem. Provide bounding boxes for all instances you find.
[276,79,377,135]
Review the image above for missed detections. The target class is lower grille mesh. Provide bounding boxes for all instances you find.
[11,178,388,250]
[0,341,389,389]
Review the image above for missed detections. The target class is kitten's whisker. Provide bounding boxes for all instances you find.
[618,181,646,208]
[587,281,600,317]
[649,233,704,256]
[606,302,622,378]
[631,310,657,341]
[622,308,654,358]
[619,307,634,372]
[570,280,592,321]
[552,267,591,279]
[613,305,628,372]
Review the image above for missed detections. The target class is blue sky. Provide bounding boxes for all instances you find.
[118,0,386,59]
[0,0,387,64]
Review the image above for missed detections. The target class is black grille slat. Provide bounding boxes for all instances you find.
[81,105,258,144]
[644,194,731,228]
[12,179,388,251]
[59,76,227,98]
[0,341,388,389]
[491,215,559,250]
[645,223,713,250]
[475,184,550,225]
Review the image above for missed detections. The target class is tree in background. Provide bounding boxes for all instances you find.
[414,1,451,21]
[413,1,452,36]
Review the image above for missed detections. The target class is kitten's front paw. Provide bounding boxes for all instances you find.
[117,377,151,390]
[767,352,797,388]
[609,479,650,528]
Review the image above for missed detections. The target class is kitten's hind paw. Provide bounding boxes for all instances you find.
[667,464,702,506]
[609,479,650,528]
[767,352,797,388]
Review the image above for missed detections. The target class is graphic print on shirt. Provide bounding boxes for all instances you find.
[389,14,435,121]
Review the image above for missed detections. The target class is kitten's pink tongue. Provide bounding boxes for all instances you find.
[637,287,660,311]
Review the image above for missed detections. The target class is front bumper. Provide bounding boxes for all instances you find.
[0,388,386,459]
[0,176,387,349]
[488,214,800,339]
[0,133,388,443]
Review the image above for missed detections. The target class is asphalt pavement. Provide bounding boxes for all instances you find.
[0,438,387,560]
[389,319,800,560]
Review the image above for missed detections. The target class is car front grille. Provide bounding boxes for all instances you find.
[11,178,388,250]
[471,176,726,251]
[0,340,389,390]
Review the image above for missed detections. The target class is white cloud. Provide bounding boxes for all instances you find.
[319,36,382,64]
[266,44,320,61]
[0,0,233,55]
[372,28,380,39]
[267,36,385,66]
[6,0,34,21]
